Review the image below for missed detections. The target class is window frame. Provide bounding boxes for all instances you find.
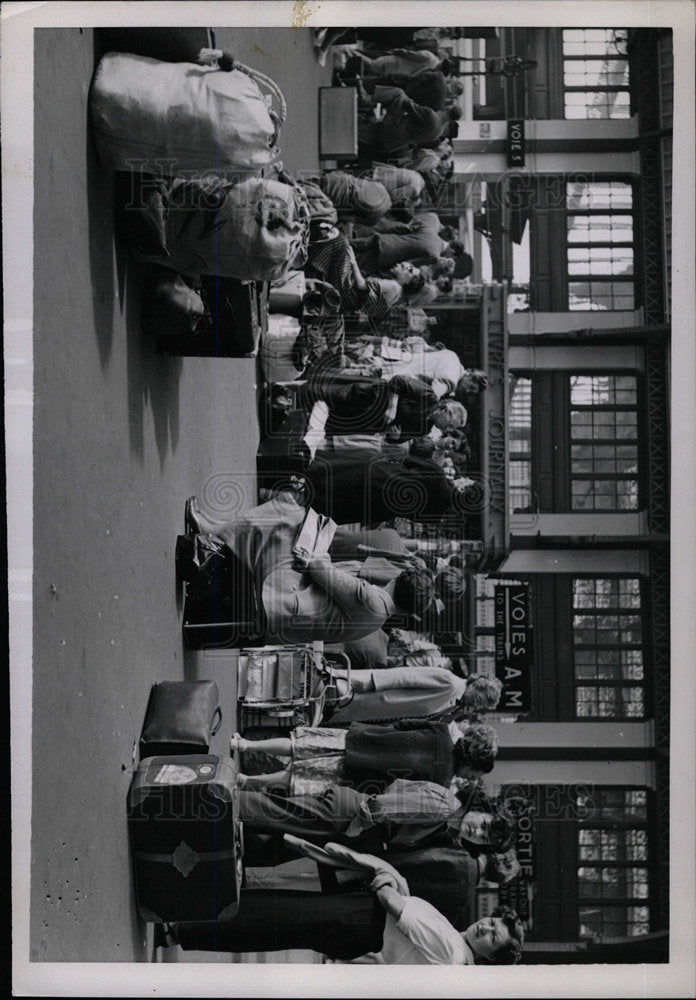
[509,375,534,514]
[562,28,630,121]
[565,180,636,312]
[571,575,648,720]
[567,373,642,512]
[575,786,654,940]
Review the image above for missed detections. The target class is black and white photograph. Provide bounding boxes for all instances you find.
[4,1,695,995]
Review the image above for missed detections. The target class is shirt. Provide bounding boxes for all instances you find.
[379,347,466,399]
[329,666,468,723]
[379,897,470,964]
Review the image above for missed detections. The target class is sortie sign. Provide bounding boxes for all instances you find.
[507,118,525,167]
[494,583,532,711]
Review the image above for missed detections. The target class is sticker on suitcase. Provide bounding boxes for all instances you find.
[153,763,214,785]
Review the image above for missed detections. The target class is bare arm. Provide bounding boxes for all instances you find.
[375,884,407,920]
[345,244,368,291]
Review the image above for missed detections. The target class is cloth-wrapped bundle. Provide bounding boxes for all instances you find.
[89,51,282,175]
[132,174,310,282]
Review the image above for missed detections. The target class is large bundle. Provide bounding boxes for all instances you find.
[133,175,310,282]
[89,51,283,175]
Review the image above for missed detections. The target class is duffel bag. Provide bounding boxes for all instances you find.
[89,49,284,175]
[135,174,311,282]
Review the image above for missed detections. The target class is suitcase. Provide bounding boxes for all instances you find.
[138,681,222,760]
[157,278,269,357]
[128,754,243,923]
[182,549,265,649]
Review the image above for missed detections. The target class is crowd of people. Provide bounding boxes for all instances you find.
[160,27,525,967]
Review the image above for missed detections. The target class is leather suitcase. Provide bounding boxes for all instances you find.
[157,277,269,357]
[138,680,221,760]
[128,754,243,922]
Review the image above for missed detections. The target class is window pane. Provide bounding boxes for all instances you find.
[565,91,631,119]
[625,790,648,818]
[563,29,629,58]
[567,215,634,243]
[567,181,633,211]
[569,281,635,310]
[509,377,533,515]
[564,59,629,88]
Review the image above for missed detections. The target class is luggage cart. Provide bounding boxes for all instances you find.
[237,644,351,733]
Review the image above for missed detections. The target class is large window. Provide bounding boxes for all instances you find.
[567,181,634,311]
[509,376,533,513]
[563,29,630,120]
[569,375,640,510]
[576,788,651,938]
[573,577,645,719]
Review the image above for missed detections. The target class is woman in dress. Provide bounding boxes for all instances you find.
[233,719,499,796]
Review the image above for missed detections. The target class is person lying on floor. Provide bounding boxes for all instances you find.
[156,838,524,964]
[232,718,499,794]
[185,490,434,644]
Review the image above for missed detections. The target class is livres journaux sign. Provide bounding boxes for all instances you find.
[507,119,525,167]
[494,583,532,711]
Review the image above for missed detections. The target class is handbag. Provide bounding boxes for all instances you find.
[139,681,222,759]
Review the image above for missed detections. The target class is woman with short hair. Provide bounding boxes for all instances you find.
[233,719,499,795]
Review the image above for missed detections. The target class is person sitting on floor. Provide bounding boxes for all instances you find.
[302,369,467,445]
[306,222,425,323]
[358,86,461,157]
[185,490,434,644]
[361,69,462,111]
[350,210,466,274]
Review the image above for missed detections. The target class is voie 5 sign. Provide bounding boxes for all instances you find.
[507,118,525,167]
[494,583,532,712]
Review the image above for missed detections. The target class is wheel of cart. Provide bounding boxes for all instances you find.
[236,644,352,735]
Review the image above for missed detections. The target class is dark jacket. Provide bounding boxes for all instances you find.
[306,449,453,526]
[308,373,437,441]
[358,87,447,155]
[345,719,455,788]
[376,71,450,111]
[320,844,480,931]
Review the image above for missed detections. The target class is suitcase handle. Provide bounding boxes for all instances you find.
[211,705,223,736]
[198,48,287,147]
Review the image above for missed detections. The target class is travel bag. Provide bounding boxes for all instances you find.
[90,49,285,176]
[139,680,222,759]
[128,754,242,922]
[157,275,269,357]
[133,174,311,283]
